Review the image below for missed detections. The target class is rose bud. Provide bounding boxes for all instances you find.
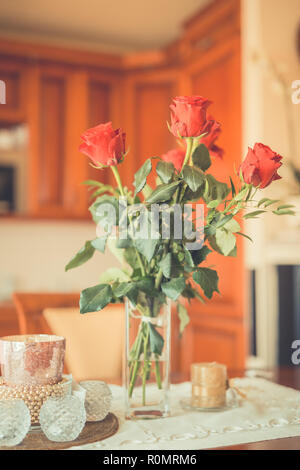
[169,95,212,138]
[161,148,185,172]
[240,143,282,188]
[201,116,224,159]
[79,122,125,167]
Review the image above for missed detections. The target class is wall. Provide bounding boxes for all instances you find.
[242,0,300,367]
[0,220,116,300]
[242,0,300,255]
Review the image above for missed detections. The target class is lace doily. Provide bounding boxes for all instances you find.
[69,378,300,450]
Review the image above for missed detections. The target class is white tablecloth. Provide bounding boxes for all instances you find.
[70,378,300,450]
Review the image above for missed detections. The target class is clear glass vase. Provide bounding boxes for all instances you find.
[124,297,171,419]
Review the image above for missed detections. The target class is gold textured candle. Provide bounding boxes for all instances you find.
[191,362,227,408]
[0,334,65,386]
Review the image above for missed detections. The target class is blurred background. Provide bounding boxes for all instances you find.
[0,0,299,380]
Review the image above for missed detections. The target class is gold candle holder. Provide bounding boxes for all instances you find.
[0,334,66,386]
[191,362,227,409]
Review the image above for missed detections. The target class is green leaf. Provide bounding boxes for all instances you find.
[116,236,132,249]
[134,159,152,195]
[142,184,153,200]
[215,214,234,229]
[207,200,220,209]
[146,181,181,204]
[182,166,205,192]
[234,186,249,202]
[82,179,105,187]
[113,282,139,305]
[89,195,119,227]
[237,232,253,242]
[192,144,211,172]
[156,161,175,184]
[223,218,240,233]
[148,323,164,355]
[161,277,185,301]
[177,303,190,336]
[80,284,112,313]
[264,199,280,207]
[244,210,266,219]
[257,197,270,207]
[159,253,173,278]
[229,177,236,197]
[91,236,107,253]
[124,247,140,270]
[65,241,95,271]
[193,268,219,299]
[191,245,212,265]
[99,268,130,283]
[90,185,114,200]
[134,238,160,263]
[273,209,295,216]
[228,245,237,257]
[183,185,205,202]
[215,228,236,256]
[203,175,230,202]
[113,282,133,298]
[182,285,205,303]
[107,237,125,264]
[183,248,194,267]
[136,277,155,295]
[276,204,295,210]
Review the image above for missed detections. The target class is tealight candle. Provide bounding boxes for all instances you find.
[191,362,227,408]
[0,334,65,386]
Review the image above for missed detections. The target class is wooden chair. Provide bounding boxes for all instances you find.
[12,292,80,336]
[12,292,124,382]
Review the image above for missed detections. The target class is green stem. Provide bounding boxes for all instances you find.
[111,165,125,197]
[128,329,143,398]
[155,356,162,389]
[142,325,150,405]
[189,137,200,165]
[179,137,193,175]
[111,165,147,277]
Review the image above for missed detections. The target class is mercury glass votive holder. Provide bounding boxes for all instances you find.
[0,399,31,446]
[39,395,86,442]
[0,334,66,386]
[79,380,112,422]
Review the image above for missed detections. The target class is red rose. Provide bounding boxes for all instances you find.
[201,116,224,158]
[79,122,125,167]
[161,148,185,171]
[240,143,282,188]
[170,96,212,138]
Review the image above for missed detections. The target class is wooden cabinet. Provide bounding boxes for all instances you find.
[22,64,120,216]
[0,59,26,122]
[120,69,179,187]
[175,0,245,372]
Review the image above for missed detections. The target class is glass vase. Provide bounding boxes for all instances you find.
[124,297,171,419]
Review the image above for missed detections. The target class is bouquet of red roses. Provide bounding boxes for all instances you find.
[66,95,293,415]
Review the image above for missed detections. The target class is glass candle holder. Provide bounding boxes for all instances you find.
[39,395,86,442]
[79,380,112,422]
[0,334,65,386]
[0,375,72,425]
[0,399,31,446]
